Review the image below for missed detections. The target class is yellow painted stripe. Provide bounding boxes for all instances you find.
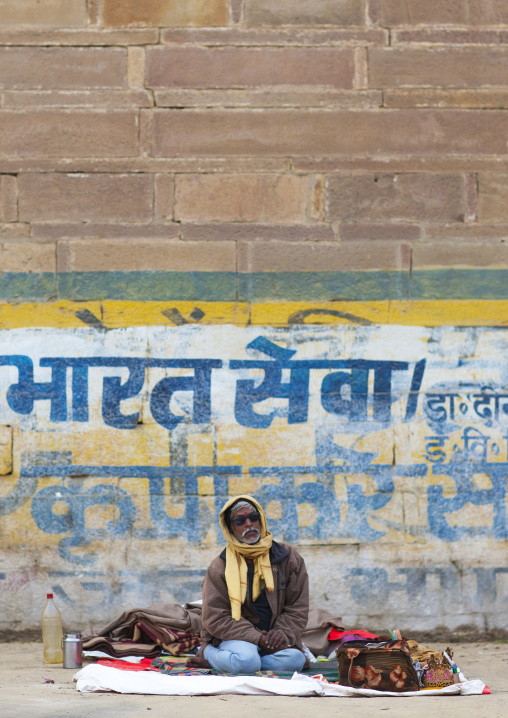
[0,301,248,329]
[388,300,508,327]
[1,300,508,328]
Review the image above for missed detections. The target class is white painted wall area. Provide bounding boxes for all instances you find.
[0,325,507,631]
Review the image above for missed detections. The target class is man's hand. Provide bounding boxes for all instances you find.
[259,629,290,654]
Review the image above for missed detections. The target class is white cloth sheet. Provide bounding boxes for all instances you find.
[74,664,487,697]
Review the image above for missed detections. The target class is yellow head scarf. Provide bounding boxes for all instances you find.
[219,495,274,621]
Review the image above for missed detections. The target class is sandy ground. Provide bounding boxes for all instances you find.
[0,641,506,718]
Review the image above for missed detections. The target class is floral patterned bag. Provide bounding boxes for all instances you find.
[336,640,420,692]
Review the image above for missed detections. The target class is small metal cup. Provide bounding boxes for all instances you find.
[62,632,83,669]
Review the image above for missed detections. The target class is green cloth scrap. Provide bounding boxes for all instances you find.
[151,656,339,681]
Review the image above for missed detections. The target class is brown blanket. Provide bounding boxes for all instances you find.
[82,602,343,659]
[82,602,202,658]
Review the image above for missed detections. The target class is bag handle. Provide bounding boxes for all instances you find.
[347,655,354,687]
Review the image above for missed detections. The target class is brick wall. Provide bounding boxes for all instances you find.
[2,2,508,634]
[1,0,508,300]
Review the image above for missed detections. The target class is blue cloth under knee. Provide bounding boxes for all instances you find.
[204,640,261,675]
[260,648,306,673]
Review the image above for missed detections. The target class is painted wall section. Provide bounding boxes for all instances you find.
[2,1,508,636]
[1,323,507,632]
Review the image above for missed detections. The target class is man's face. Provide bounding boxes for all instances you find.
[230,504,261,544]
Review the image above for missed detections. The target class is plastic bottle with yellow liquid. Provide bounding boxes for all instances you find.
[42,593,63,664]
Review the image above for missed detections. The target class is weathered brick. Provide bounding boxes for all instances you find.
[1,241,55,272]
[175,174,311,223]
[338,223,420,241]
[32,223,180,240]
[181,223,335,241]
[154,174,175,221]
[245,0,366,26]
[376,0,508,26]
[384,89,508,110]
[18,174,153,222]
[353,47,368,90]
[231,0,243,23]
[478,174,508,223]
[293,157,508,174]
[154,88,381,109]
[0,29,159,45]
[146,47,354,89]
[392,29,508,44]
[1,175,17,222]
[0,48,126,90]
[425,223,508,240]
[57,239,236,272]
[465,174,478,223]
[161,28,388,45]
[2,90,153,108]
[411,241,508,269]
[13,156,508,177]
[102,0,227,27]
[368,0,381,24]
[128,47,145,88]
[139,108,152,158]
[0,0,86,27]
[0,111,138,158]
[311,175,325,221]
[370,48,508,89]
[238,239,409,272]
[151,110,508,158]
[87,0,101,25]
[327,174,466,222]
[0,223,29,240]
[0,157,291,175]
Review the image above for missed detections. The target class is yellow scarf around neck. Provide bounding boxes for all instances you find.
[219,495,274,621]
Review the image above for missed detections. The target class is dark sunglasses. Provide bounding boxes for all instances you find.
[231,512,261,527]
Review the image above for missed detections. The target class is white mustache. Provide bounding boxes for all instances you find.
[241,527,260,540]
[240,526,261,543]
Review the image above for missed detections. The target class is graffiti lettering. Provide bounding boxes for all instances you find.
[31,483,137,565]
[428,460,508,541]
[16,445,508,562]
[425,387,508,427]
[424,427,508,464]
[347,566,507,607]
[231,337,424,428]
[0,340,425,429]
[0,356,222,429]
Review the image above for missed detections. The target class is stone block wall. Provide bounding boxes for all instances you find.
[1,1,508,634]
[1,0,508,298]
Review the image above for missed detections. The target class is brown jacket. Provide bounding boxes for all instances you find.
[198,541,309,655]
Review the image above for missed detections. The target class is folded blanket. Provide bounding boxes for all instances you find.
[82,636,162,659]
[82,603,202,658]
[82,603,345,659]
[134,618,199,654]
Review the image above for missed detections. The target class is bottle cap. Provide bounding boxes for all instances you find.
[47,593,53,599]
[452,666,458,673]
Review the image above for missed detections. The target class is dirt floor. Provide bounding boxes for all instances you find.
[0,641,506,718]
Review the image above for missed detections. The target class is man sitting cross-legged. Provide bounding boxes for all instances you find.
[187,494,309,675]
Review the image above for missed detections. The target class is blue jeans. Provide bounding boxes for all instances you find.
[204,639,306,675]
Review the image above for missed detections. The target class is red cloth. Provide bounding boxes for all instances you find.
[328,629,379,641]
[97,657,159,672]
